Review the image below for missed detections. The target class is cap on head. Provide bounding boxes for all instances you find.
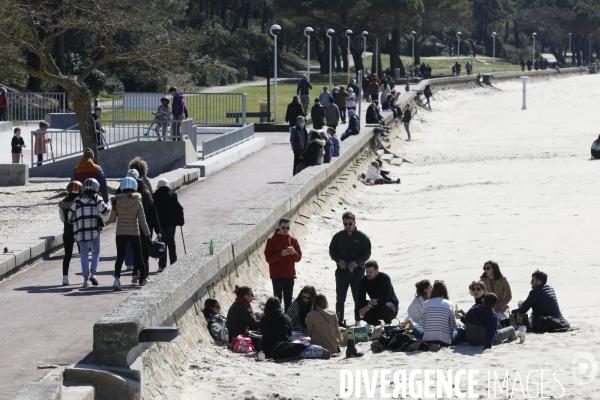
[126,169,139,179]
[157,178,169,189]
[120,177,138,192]
[83,148,94,159]
[348,109,355,117]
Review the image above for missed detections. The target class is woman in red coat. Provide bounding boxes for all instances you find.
[264,217,302,312]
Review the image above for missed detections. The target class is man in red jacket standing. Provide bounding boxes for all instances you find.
[0,86,8,121]
[264,217,302,312]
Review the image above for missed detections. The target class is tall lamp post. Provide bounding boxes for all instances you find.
[411,31,416,70]
[270,24,281,122]
[457,32,462,61]
[532,32,537,63]
[326,29,335,90]
[362,31,368,77]
[345,29,353,84]
[569,33,572,65]
[589,34,593,64]
[492,32,497,71]
[304,27,314,81]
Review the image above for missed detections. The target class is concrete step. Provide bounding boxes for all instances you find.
[376,149,385,157]
[380,154,395,163]
[62,384,96,400]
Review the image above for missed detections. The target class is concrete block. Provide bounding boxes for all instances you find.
[14,382,61,400]
[273,184,311,213]
[0,254,16,277]
[61,384,96,400]
[229,208,275,244]
[0,163,29,186]
[6,239,47,259]
[188,137,265,177]
[249,190,291,221]
[213,223,257,263]
[64,366,140,400]
[2,243,30,267]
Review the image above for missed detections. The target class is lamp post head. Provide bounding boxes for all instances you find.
[411,31,416,36]
[270,24,281,37]
[532,32,537,37]
[345,29,353,38]
[569,33,572,37]
[304,27,314,37]
[457,32,462,37]
[492,32,497,37]
[326,29,335,38]
[362,31,369,38]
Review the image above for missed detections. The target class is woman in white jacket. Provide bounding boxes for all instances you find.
[406,280,432,325]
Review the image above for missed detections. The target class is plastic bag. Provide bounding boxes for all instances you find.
[232,335,255,353]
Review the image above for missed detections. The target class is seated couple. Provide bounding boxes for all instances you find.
[356,160,400,185]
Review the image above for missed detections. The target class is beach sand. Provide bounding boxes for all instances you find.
[180,74,600,399]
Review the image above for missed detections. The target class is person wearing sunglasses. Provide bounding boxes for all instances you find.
[264,218,303,313]
[329,211,372,326]
[286,286,317,335]
[203,298,227,344]
[226,285,261,342]
[480,260,512,319]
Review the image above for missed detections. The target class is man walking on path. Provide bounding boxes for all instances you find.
[297,74,313,114]
[285,96,306,131]
[152,178,185,272]
[357,260,399,326]
[290,116,308,176]
[264,218,302,312]
[329,211,372,325]
[169,87,188,141]
[319,86,334,107]
[72,148,109,202]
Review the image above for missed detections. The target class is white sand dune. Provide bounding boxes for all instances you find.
[181,74,600,399]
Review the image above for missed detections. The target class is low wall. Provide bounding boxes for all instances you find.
[0,163,28,186]
[29,140,197,178]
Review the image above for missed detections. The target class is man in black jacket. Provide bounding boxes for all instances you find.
[296,75,313,114]
[285,96,306,131]
[358,260,399,325]
[152,178,184,271]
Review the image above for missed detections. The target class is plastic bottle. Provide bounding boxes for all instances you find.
[209,239,214,255]
[455,304,459,312]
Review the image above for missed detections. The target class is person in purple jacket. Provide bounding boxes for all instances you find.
[168,87,188,141]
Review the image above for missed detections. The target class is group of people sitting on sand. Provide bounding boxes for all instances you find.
[356,159,401,185]
[201,213,570,361]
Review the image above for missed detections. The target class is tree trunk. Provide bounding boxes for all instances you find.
[71,85,98,163]
[333,36,342,73]
[414,40,422,66]
[390,28,401,71]
[315,32,326,74]
[513,20,520,48]
[26,51,43,92]
[349,42,364,77]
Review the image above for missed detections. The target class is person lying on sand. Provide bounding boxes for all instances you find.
[355,162,400,185]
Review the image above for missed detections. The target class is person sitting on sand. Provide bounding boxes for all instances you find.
[591,135,600,160]
[413,281,457,347]
[357,260,399,326]
[203,298,227,344]
[465,293,517,349]
[226,285,261,341]
[295,130,326,174]
[358,161,400,185]
[286,286,317,334]
[480,260,512,318]
[407,280,432,325]
[306,294,343,355]
[376,159,400,184]
[455,281,487,321]
[259,297,294,358]
[511,270,570,332]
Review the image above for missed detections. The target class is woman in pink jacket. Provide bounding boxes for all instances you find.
[33,121,51,166]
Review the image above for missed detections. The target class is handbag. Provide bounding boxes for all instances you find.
[148,240,166,258]
[233,335,255,353]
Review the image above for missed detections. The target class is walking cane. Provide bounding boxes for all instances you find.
[145,117,158,139]
[180,226,187,255]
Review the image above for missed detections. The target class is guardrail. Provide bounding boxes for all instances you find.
[29,118,195,167]
[202,123,254,160]
[111,92,247,127]
[6,92,66,125]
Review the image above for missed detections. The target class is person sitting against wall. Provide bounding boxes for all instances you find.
[465,293,517,349]
[375,159,400,184]
[591,135,600,160]
[340,109,361,142]
[306,294,343,355]
[480,260,512,319]
[286,286,317,335]
[357,161,400,185]
[226,285,261,341]
[203,298,227,344]
[295,130,325,174]
[407,279,433,326]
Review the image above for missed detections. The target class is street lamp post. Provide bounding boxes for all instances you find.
[589,34,593,64]
[327,29,335,90]
[492,32,497,71]
[411,31,416,71]
[345,29,353,84]
[304,27,314,81]
[532,32,537,63]
[270,24,281,122]
[569,33,572,65]
[376,37,379,77]
[521,76,530,110]
[457,32,462,61]
[362,31,368,77]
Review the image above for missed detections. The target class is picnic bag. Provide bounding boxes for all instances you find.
[233,335,255,353]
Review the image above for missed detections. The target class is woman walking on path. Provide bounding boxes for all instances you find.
[59,181,83,286]
[68,178,109,287]
[109,177,151,290]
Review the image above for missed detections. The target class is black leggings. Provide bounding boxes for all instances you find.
[133,236,151,280]
[115,235,146,279]
[62,232,76,276]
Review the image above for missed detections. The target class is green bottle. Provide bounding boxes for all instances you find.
[209,239,214,255]
[343,319,347,329]
[455,304,459,312]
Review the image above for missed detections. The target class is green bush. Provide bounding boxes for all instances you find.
[104,78,125,94]
[189,56,241,86]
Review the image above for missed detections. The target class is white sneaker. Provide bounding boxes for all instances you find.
[113,279,123,291]
[62,276,70,286]
[89,275,99,286]
[82,278,89,288]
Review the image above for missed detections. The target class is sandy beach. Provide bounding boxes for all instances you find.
[180,74,600,399]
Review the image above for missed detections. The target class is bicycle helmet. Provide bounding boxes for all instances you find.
[160,97,170,105]
[83,178,100,193]
[120,177,138,192]
[66,180,83,195]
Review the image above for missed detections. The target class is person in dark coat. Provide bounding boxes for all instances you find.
[296,130,326,174]
[366,102,384,125]
[203,298,227,344]
[226,285,261,341]
[325,102,340,129]
[361,76,370,101]
[92,107,106,151]
[341,109,360,141]
[310,99,325,130]
[259,297,293,358]
[357,260,399,325]
[290,116,308,176]
[11,127,26,163]
[285,96,306,129]
[526,59,533,71]
[520,60,526,71]
[152,178,184,271]
[328,127,340,157]
[534,59,540,70]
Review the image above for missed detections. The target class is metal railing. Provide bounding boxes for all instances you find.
[202,123,254,160]
[6,92,66,125]
[111,92,246,127]
[29,118,195,167]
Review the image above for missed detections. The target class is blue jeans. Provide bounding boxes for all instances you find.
[159,226,177,269]
[404,122,411,139]
[79,235,101,278]
[124,243,133,267]
[335,265,365,323]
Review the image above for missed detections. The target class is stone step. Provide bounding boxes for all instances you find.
[62,384,96,400]
[376,149,385,157]
[380,154,395,163]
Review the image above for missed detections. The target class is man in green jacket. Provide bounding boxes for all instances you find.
[329,211,372,325]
